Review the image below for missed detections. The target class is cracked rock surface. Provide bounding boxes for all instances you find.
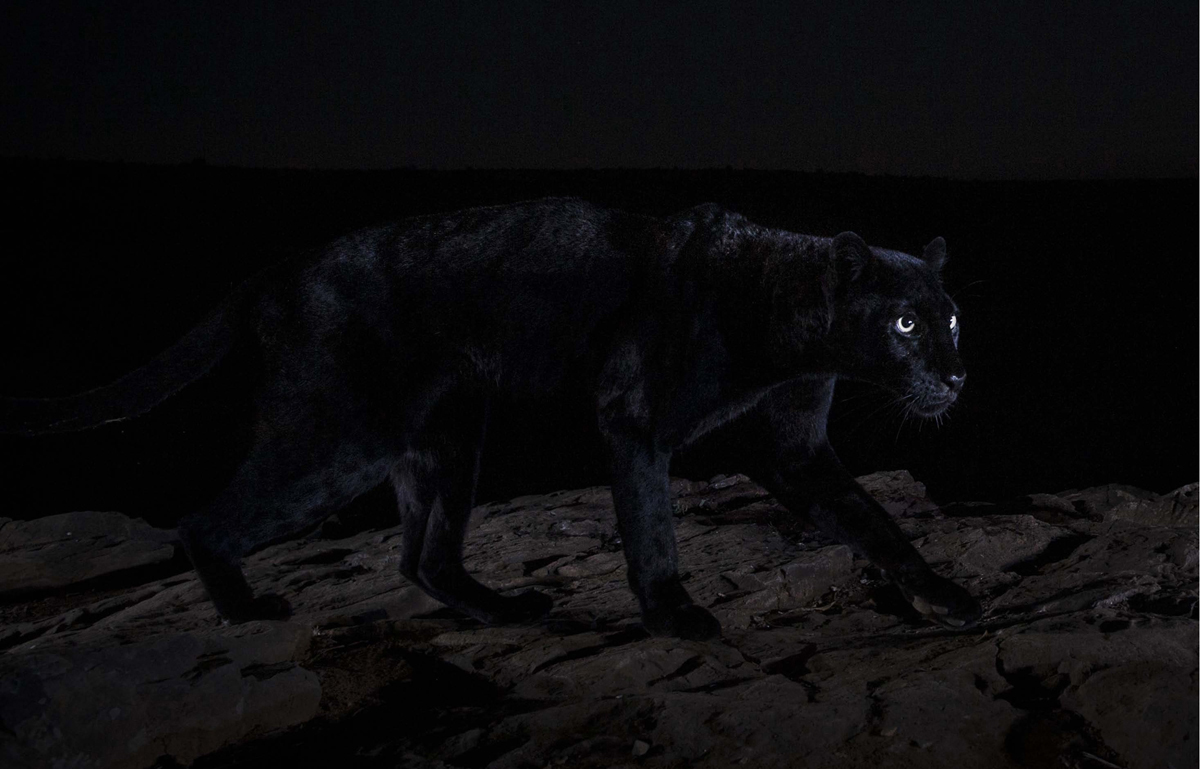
[1,472,1195,769]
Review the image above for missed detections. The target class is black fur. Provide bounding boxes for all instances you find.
[0,198,980,635]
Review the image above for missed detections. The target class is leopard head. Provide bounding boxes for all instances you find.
[826,232,965,418]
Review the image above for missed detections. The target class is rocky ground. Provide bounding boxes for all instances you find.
[1,471,1196,769]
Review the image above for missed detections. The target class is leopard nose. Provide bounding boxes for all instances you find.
[943,372,966,394]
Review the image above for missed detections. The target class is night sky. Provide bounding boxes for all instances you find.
[2,1,1196,178]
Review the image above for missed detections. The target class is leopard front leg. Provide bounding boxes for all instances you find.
[605,429,721,640]
[756,443,982,628]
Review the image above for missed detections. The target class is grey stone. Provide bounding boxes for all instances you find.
[1061,662,1197,769]
[0,472,1194,768]
[722,545,856,614]
[0,621,320,769]
[911,515,1077,577]
[1062,482,1198,528]
[857,469,940,518]
[0,511,177,596]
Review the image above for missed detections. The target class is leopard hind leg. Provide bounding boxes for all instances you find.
[180,418,396,623]
[393,391,552,624]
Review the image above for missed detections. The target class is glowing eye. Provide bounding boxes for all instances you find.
[950,314,957,330]
[895,314,917,334]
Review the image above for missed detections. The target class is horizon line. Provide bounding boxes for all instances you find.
[1,155,1196,184]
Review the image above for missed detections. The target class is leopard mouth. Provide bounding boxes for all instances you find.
[910,393,956,417]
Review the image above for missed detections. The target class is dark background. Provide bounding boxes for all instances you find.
[3,2,1196,177]
[0,3,1195,527]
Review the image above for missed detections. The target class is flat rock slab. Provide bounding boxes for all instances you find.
[0,511,177,596]
[0,472,1195,769]
[1,621,319,769]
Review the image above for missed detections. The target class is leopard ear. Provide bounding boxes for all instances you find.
[922,237,947,272]
[831,231,873,282]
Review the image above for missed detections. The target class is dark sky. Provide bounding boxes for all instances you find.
[2,1,1196,178]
